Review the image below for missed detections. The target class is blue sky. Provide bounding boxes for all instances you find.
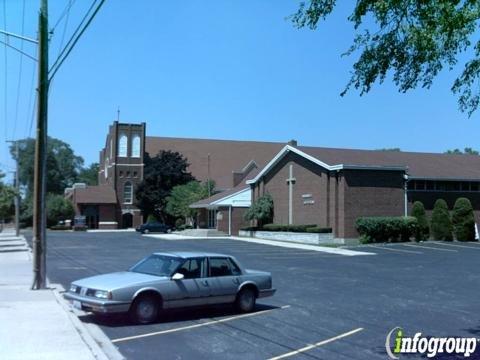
[1,1,479,181]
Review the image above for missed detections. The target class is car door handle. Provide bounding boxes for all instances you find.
[202,280,209,286]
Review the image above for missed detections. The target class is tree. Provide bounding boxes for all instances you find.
[77,163,99,185]
[10,137,84,196]
[452,197,475,241]
[291,1,480,116]
[135,151,195,222]
[411,201,429,241]
[445,148,479,155]
[166,181,213,224]
[244,193,274,227]
[46,194,75,227]
[431,199,453,241]
[0,172,15,221]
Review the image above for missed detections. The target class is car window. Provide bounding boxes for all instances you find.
[227,258,242,275]
[130,255,182,277]
[209,257,239,277]
[176,258,204,279]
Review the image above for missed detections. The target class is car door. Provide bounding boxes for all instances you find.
[169,257,211,308]
[207,257,242,304]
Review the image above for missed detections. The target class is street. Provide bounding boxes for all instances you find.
[41,231,480,359]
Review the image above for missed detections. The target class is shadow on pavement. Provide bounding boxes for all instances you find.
[78,303,281,328]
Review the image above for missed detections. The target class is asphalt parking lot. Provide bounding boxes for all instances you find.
[41,231,480,359]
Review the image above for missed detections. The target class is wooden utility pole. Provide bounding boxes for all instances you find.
[32,0,48,290]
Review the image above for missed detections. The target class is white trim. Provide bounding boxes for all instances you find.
[190,187,251,209]
[110,163,145,167]
[246,145,406,185]
[99,221,118,225]
[211,188,250,206]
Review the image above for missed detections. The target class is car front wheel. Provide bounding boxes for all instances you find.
[235,288,256,313]
[130,294,159,324]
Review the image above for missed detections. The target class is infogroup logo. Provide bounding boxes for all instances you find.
[385,327,478,359]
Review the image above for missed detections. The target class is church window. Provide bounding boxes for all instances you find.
[132,135,141,158]
[124,182,133,204]
[119,134,128,157]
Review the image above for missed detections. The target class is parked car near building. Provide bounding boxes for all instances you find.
[135,222,172,234]
[64,252,276,323]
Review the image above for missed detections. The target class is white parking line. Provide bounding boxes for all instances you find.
[366,245,422,254]
[267,327,364,360]
[111,305,291,343]
[401,243,457,252]
[432,241,480,250]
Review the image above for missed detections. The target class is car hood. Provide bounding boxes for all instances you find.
[73,271,168,291]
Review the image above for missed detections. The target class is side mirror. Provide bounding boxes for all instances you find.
[172,273,184,281]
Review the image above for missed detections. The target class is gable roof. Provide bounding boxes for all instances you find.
[190,183,250,208]
[246,145,480,184]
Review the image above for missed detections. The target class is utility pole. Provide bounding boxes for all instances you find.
[32,0,48,290]
[6,140,20,237]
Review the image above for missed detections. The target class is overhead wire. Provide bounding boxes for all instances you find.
[13,0,26,141]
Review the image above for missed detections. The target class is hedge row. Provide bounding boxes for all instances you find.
[240,224,332,234]
[355,217,417,243]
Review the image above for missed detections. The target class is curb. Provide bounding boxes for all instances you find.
[50,284,125,360]
[21,233,124,360]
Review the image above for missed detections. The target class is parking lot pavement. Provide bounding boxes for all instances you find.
[42,231,480,359]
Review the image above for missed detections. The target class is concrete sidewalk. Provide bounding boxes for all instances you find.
[0,228,123,360]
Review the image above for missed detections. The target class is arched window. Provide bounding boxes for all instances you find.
[132,135,141,158]
[123,182,133,204]
[119,134,128,157]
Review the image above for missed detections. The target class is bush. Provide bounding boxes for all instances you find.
[177,224,193,231]
[355,217,417,243]
[411,201,429,241]
[146,214,157,224]
[431,199,453,241]
[305,226,333,233]
[46,195,74,227]
[452,198,475,241]
[175,218,185,228]
[244,194,273,226]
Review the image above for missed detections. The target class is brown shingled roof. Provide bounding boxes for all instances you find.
[74,185,117,204]
[145,137,283,190]
[298,146,480,180]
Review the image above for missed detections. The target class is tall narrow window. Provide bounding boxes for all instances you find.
[132,135,141,158]
[119,134,128,157]
[124,182,133,204]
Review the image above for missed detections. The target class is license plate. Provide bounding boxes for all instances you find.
[73,300,82,310]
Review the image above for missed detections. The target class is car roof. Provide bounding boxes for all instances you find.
[152,251,232,259]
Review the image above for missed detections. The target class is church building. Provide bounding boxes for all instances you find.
[67,122,480,241]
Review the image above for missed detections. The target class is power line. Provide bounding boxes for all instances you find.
[51,0,76,33]
[2,0,8,148]
[0,38,37,62]
[13,0,26,140]
[57,0,74,57]
[25,51,37,139]
[49,0,106,82]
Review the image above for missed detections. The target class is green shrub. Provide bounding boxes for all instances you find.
[240,226,259,231]
[411,201,429,241]
[261,224,317,232]
[355,217,417,243]
[146,214,158,224]
[176,224,193,231]
[452,198,475,241]
[175,218,185,228]
[431,199,453,241]
[46,195,74,227]
[244,194,274,226]
[305,226,333,233]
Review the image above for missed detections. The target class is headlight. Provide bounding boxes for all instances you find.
[70,284,77,292]
[93,290,112,299]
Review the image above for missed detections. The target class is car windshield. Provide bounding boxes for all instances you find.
[129,255,183,277]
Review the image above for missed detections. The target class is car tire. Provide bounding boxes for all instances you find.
[130,294,160,324]
[235,287,256,313]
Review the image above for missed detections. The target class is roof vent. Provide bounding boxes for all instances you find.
[288,139,297,147]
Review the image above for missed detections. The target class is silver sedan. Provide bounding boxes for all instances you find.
[64,251,276,323]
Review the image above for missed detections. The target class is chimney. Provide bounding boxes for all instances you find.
[288,139,297,147]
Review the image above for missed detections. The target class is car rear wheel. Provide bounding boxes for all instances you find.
[130,294,159,324]
[235,287,256,313]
